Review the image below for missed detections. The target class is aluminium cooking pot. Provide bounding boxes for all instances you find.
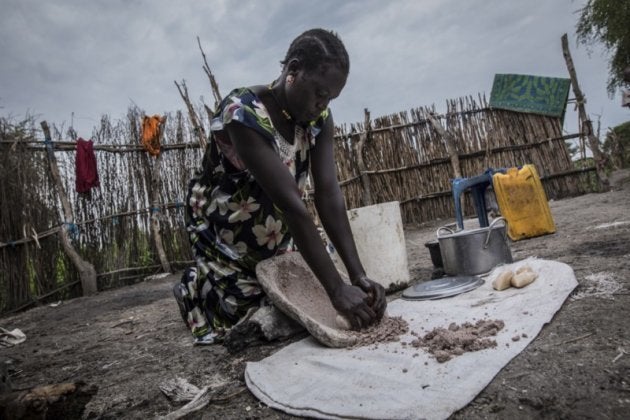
[437,217,513,276]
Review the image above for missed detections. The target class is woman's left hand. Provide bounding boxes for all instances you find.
[353,276,387,320]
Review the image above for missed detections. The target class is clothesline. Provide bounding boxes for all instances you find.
[0,139,203,153]
[0,201,186,250]
[0,109,484,151]
[0,109,488,150]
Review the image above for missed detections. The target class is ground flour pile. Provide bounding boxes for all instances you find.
[411,319,505,363]
[347,315,409,347]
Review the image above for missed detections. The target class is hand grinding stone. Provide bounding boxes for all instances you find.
[335,314,352,330]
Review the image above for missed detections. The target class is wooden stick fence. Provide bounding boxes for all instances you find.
[0,94,600,314]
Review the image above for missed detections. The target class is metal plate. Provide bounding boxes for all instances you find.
[402,276,484,300]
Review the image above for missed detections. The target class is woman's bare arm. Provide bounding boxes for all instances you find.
[226,122,377,328]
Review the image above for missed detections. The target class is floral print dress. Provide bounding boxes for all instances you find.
[177,87,328,340]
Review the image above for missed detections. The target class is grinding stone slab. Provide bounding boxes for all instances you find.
[255,252,358,348]
[402,276,484,300]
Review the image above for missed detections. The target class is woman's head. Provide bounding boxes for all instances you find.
[276,29,350,124]
[281,28,350,77]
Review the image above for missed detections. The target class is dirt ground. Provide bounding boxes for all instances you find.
[2,169,629,419]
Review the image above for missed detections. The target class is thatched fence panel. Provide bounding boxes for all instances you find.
[63,110,203,289]
[0,110,208,312]
[329,95,595,226]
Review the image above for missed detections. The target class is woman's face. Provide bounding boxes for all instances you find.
[285,65,347,124]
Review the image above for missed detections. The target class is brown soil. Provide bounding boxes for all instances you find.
[1,169,630,419]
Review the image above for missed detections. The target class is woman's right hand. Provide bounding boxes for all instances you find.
[330,284,377,330]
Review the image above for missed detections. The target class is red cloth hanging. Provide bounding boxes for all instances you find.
[75,137,99,193]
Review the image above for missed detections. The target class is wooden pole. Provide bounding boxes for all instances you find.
[40,121,97,295]
[356,108,373,206]
[427,112,462,178]
[197,36,223,109]
[561,33,609,190]
[174,80,207,149]
[149,117,172,273]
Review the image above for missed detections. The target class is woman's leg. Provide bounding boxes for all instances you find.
[173,267,217,345]
[202,269,265,331]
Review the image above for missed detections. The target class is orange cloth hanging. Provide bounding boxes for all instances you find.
[141,115,166,156]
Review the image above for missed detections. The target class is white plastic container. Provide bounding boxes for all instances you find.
[328,201,410,290]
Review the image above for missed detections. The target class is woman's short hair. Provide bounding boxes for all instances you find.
[281,28,350,76]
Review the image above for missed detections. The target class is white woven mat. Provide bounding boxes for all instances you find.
[245,258,577,420]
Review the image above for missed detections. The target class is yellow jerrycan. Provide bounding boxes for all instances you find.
[492,164,556,241]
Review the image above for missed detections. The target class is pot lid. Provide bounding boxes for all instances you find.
[402,276,484,300]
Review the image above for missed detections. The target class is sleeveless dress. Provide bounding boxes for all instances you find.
[177,87,329,340]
